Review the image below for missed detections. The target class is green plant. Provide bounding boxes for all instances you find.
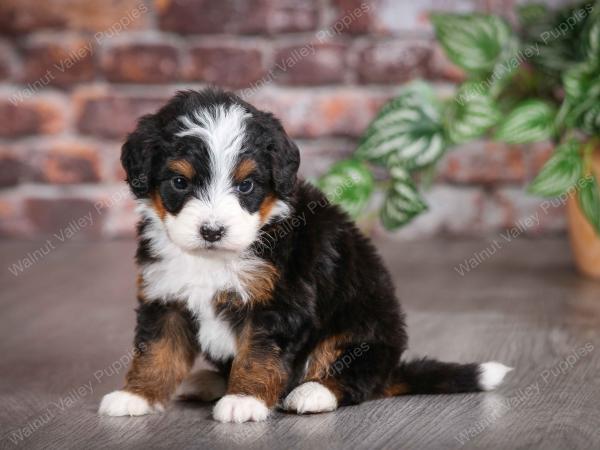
[318,1,600,233]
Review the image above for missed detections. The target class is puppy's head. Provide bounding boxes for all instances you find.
[122,89,299,254]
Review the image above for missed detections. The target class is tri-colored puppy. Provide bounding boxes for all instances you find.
[99,88,511,423]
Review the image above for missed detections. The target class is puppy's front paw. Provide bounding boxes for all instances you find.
[99,390,164,416]
[283,382,338,414]
[213,394,269,423]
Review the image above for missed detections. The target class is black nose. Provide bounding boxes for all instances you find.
[200,224,225,243]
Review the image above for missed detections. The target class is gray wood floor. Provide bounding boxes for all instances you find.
[1,237,600,450]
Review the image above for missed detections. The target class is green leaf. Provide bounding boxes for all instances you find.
[578,173,600,234]
[563,61,600,102]
[583,3,600,62]
[528,140,583,197]
[520,2,594,79]
[430,13,512,75]
[380,154,427,230]
[317,159,374,218]
[562,61,600,134]
[580,103,600,134]
[444,83,501,144]
[517,3,549,27]
[356,82,446,170]
[495,100,556,144]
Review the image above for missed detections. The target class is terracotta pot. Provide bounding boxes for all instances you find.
[567,149,600,279]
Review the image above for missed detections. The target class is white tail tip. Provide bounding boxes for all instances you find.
[478,362,513,391]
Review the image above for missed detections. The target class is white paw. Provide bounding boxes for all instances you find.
[177,370,226,402]
[478,362,513,391]
[98,390,164,416]
[213,394,269,423]
[283,382,338,414]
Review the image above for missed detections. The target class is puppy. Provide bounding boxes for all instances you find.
[98,88,511,423]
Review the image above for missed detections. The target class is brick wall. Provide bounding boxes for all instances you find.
[0,0,569,240]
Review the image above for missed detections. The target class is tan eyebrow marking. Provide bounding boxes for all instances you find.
[167,160,195,179]
[233,159,257,182]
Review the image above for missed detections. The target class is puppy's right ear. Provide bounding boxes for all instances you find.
[120,115,158,198]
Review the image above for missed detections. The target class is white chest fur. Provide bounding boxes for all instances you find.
[139,211,261,362]
[142,253,240,361]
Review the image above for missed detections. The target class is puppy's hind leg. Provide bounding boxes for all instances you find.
[283,340,396,414]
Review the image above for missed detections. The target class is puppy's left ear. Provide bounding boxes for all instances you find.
[267,116,300,197]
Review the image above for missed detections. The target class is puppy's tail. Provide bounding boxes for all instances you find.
[384,358,512,396]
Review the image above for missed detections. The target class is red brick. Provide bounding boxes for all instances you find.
[526,141,554,181]
[356,40,432,84]
[273,43,347,85]
[21,39,95,86]
[0,148,24,187]
[251,89,389,138]
[329,0,376,34]
[0,96,66,137]
[296,139,355,178]
[439,141,527,185]
[28,142,102,184]
[157,0,318,34]
[0,42,14,80]
[0,0,149,34]
[0,195,33,238]
[102,43,179,83]
[25,197,105,238]
[75,88,169,139]
[493,187,566,235]
[185,45,264,88]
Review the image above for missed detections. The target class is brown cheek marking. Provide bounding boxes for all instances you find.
[227,326,287,407]
[303,334,353,381]
[168,160,195,179]
[233,159,256,183]
[136,273,146,302]
[124,307,198,405]
[259,194,277,223]
[151,191,167,220]
[239,262,279,304]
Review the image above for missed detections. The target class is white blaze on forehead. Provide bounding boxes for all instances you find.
[177,104,251,206]
[170,104,259,253]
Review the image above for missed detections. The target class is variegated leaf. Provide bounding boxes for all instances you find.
[495,100,556,144]
[563,61,600,102]
[380,154,428,230]
[430,13,513,75]
[445,83,501,144]
[356,82,446,170]
[528,140,582,197]
[580,103,600,134]
[317,159,374,218]
[583,4,600,62]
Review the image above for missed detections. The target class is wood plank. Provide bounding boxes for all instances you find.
[1,237,599,449]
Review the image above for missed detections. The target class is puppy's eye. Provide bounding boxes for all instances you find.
[171,176,189,191]
[237,179,254,194]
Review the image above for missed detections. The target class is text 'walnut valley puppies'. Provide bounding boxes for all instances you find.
[98,88,512,423]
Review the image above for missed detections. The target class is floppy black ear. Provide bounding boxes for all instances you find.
[264,114,300,197]
[120,115,159,198]
[272,134,300,197]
